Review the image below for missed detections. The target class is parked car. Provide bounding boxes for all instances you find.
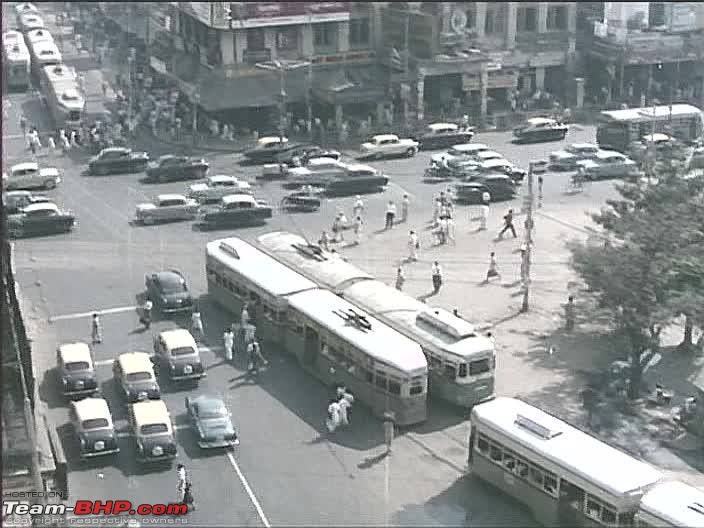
[431,143,490,167]
[3,191,50,214]
[188,174,253,203]
[198,194,273,230]
[135,194,199,225]
[7,202,76,238]
[144,155,209,182]
[476,158,527,183]
[274,144,341,166]
[629,133,688,164]
[129,400,177,463]
[359,134,419,160]
[283,158,348,188]
[285,161,388,195]
[513,117,568,143]
[415,122,474,150]
[18,12,44,32]
[576,150,639,180]
[88,147,149,175]
[186,395,239,449]
[243,136,297,164]
[453,174,517,203]
[4,162,61,190]
[70,398,120,460]
[550,143,602,171]
[56,342,98,399]
[145,269,193,313]
[113,352,161,403]
[153,329,205,383]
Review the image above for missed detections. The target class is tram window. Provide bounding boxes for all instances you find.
[444,364,456,379]
[469,358,490,375]
[388,380,401,395]
[601,507,617,525]
[278,311,287,321]
[529,466,544,486]
[477,436,489,454]
[503,450,516,471]
[489,444,502,462]
[458,363,468,378]
[619,512,635,526]
[360,367,373,383]
[543,474,558,497]
[586,498,601,519]
[375,372,388,390]
[409,385,423,395]
[516,461,529,478]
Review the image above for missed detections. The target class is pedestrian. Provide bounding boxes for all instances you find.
[70,130,78,147]
[29,138,37,155]
[326,398,342,433]
[385,201,396,229]
[353,195,364,218]
[240,303,250,327]
[338,393,351,426]
[498,209,517,239]
[565,295,576,331]
[176,463,187,502]
[182,481,196,510]
[453,308,461,318]
[395,266,405,291]
[485,252,501,282]
[447,216,456,244]
[538,175,544,207]
[91,313,102,344]
[331,216,341,243]
[401,193,410,223]
[432,197,441,225]
[191,309,204,341]
[383,411,395,454]
[223,327,234,361]
[581,383,597,428]
[343,389,354,423]
[48,136,56,152]
[247,339,266,372]
[353,216,363,245]
[434,217,447,245]
[431,261,443,294]
[61,132,71,152]
[19,115,27,136]
[479,193,490,231]
[318,230,330,251]
[408,230,419,261]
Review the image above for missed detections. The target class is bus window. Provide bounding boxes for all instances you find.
[543,473,558,497]
[477,435,489,455]
[444,363,456,379]
[469,358,490,375]
[458,363,468,378]
[409,385,423,395]
[516,460,529,478]
[489,444,502,462]
[375,372,388,390]
[503,449,517,471]
[388,380,401,395]
[529,466,544,486]
[586,498,602,520]
[250,291,260,302]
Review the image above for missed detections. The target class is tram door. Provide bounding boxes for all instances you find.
[303,326,319,365]
[558,478,584,526]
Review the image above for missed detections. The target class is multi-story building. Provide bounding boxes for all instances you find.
[579,2,704,108]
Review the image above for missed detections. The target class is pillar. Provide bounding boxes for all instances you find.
[234,30,247,64]
[301,24,314,58]
[264,27,277,60]
[505,2,517,50]
[479,69,488,124]
[334,103,344,129]
[537,2,548,33]
[475,2,486,40]
[416,74,425,122]
[535,67,545,91]
[376,101,385,125]
[338,21,350,53]
[221,31,234,66]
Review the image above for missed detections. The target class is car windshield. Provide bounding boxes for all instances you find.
[65,361,90,371]
[126,371,152,382]
[83,418,109,430]
[171,346,195,357]
[140,423,169,435]
[159,275,186,293]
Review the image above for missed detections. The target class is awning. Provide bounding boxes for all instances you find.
[312,65,388,105]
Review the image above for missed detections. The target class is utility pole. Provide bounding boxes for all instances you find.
[402,10,410,131]
[278,64,286,144]
[127,48,135,146]
[521,160,547,313]
[192,91,199,146]
[306,8,314,141]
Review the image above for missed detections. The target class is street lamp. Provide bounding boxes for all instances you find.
[520,159,548,313]
[255,59,310,144]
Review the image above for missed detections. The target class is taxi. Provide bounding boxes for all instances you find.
[70,398,119,460]
[129,400,177,463]
[153,329,206,383]
[56,342,98,398]
[113,352,161,403]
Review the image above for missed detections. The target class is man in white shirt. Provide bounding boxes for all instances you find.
[408,231,419,261]
[353,196,364,218]
[223,327,234,361]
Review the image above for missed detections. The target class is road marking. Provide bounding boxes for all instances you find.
[226,450,271,528]
[93,344,224,367]
[49,305,138,322]
[95,359,114,367]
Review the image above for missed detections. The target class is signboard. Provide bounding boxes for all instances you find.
[183,2,213,27]
[222,2,350,29]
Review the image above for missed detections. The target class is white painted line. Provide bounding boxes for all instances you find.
[226,450,271,528]
[95,359,114,367]
[49,305,138,322]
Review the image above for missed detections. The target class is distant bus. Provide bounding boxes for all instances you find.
[2,31,31,90]
[469,397,663,527]
[596,104,704,153]
[39,64,84,129]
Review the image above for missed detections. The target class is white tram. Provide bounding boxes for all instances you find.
[28,39,61,73]
[636,481,704,527]
[2,30,31,91]
[469,398,663,527]
[205,238,429,425]
[257,231,496,408]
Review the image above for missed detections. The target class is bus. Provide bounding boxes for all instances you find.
[256,231,496,409]
[28,39,61,73]
[596,104,704,153]
[40,64,84,129]
[2,31,31,91]
[205,238,429,425]
[636,481,704,528]
[468,398,663,527]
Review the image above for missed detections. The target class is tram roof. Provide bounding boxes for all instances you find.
[206,237,317,297]
[257,231,372,292]
[639,481,704,527]
[472,398,663,499]
[343,280,493,360]
[600,104,702,122]
[286,288,427,373]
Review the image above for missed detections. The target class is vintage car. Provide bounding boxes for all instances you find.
[243,136,297,164]
[513,117,569,143]
[3,191,50,214]
[415,122,475,150]
[19,12,44,32]
[475,158,527,183]
[198,194,273,230]
[5,162,62,190]
[145,269,193,313]
[283,157,348,188]
[144,155,209,182]
[129,400,177,463]
[273,144,341,166]
[430,143,490,167]
[329,164,389,195]
[186,395,239,449]
[88,147,150,175]
[26,28,53,46]
[135,194,199,225]
[452,174,517,203]
[15,2,39,19]
[359,134,419,160]
[7,202,76,238]
[153,329,205,383]
[281,188,323,212]
[549,143,602,171]
[56,342,99,399]
[70,398,120,460]
[113,352,161,403]
[188,174,253,203]
[629,133,688,165]
[576,150,639,180]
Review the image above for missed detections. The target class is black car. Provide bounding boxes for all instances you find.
[7,202,76,238]
[243,137,301,164]
[454,174,516,204]
[199,195,273,230]
[145,269,193,313]
[88,147,150,175]
[274,145,341,166]
[186,395,239,449]
[513,118,568,144]
[144,155,209,182]
[415,123,475,150]
[3,191,50,214]
[57,342,99,399]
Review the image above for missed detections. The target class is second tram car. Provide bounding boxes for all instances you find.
[2,30,31,91]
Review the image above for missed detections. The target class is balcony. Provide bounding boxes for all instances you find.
[243,48,272,65]
[590,32,694,65]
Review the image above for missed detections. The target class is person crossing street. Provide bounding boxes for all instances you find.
[91,313,102,343]
[498,209,517,239]
[431,261,443,294]
[223,327,234,361]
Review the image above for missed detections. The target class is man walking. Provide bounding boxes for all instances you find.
[401,193,410,223]
[408,231,419,261]
[353,196,364,218]
[223,327,234,361]
[385,201,396,229]
[485,252,501,283]
[395,266,405,291]
[498,209,517,239]
[479,190,491,230]
[191,308,204,341]
[91,313,102,344]
[431,261,443,294]
[353,216,363,245]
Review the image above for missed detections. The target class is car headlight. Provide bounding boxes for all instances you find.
[152,445,164,456]
[75,380,84,389]
[170,363,176,371]
[94,440,105,451]
[138,391,147,400]
[183,364,193,375]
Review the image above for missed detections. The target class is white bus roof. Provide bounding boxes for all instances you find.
[31,41,61,63]
[207,237,316,298]
[343,280,493,361]
[257,231,372,292]
[638,481,704,527]
[472,398,663,500]
[286,288,427,374]
[26,28,54,45]
[3,32,30,61]
[601,104,703,122]
[43,64,77,83]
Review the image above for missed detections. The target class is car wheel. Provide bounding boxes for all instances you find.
[406,147,417,157]
[44,179,57,189]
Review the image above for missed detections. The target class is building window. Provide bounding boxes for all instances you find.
[547,5,567,31]
[517,6,537,32]
[246,28,265,50]
[349,18,370,47]
[276,27,298,50]
[485,5,506,35]
[314,22,337,47]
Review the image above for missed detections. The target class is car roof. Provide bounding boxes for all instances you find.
[159,329,197,350]
[476,150,502,158]
[158,154,179,160]
[208,174,237,183]
[131,399,170,425]
[450,143,488,152]
[481,158,511,168]
[427,122,458,131]
[346,164,376,172]
[570,143,599,150]
[117,351,153,373]
[11,162,39,172]
[157,193,188,202]
[642,133,673,142]
[6,190,33,197]
[595,150,624,159]
[101,147,129,154]
[371,134,399,141]
[306,157,345,167]
[191,395,226,411]
[526,117,556,125]
[258,136,288,144]
[480,173,513,181]
[222,194,256,204]
[72,398,112,422]
[58,342,92,364]
[23,202,59,213]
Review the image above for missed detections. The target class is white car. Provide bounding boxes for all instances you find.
[4,162,61,190]
[431,143,489,166]
[135,194,199,225]
[576,151,639,180]
[188,174,253,203]
[474,150,504,162]
[359,134,419,160]
[549,143,602,171]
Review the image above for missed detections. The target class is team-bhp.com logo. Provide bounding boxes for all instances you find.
[3,499,188,517]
